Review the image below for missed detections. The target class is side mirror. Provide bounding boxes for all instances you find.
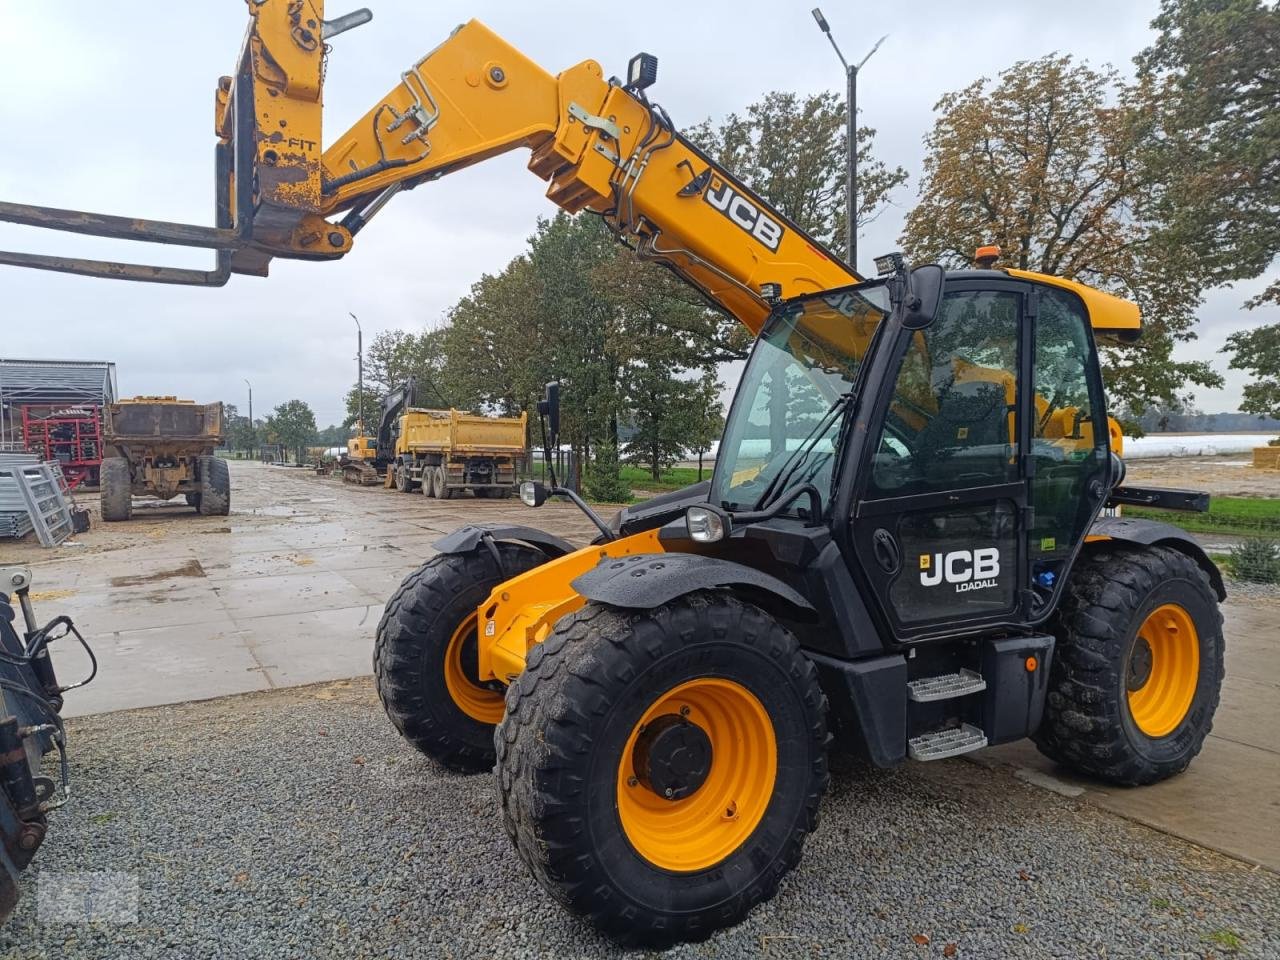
[537,381,561,441]
[903,264,945,330]
[520,480,548,508]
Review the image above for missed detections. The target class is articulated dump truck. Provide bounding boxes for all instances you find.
[100,398,228,521]
[389,409,527,499]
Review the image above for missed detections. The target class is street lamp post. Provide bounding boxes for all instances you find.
[811,8,887,273]
[349,312,364,435]
[243,378,253,460]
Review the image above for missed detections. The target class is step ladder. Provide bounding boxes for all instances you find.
[907,669,986,702]
[909,723,988,761]
[0,460,75,547]
[907,669,990,761]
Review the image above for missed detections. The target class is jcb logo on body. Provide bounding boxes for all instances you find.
[919,548,1000,593]
[704,176,784,252]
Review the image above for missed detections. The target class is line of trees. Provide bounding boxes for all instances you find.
[221,400,320,464]
[335,0,1278,494]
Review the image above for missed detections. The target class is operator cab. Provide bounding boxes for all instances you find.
[704,253,1128,645]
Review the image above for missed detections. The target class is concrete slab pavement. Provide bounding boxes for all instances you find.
[1,461,597,718]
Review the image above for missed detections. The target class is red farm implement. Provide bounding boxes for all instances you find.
[21,405,103,489]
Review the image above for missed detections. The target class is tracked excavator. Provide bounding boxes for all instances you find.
[0,2,1226,947]
[341,378,418,486]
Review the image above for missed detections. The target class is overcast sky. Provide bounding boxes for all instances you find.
[1,1,1273,425]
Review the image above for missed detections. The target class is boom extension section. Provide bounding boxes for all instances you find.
[0,1,856,332]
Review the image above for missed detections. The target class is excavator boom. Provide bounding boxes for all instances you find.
[0,1,856,334]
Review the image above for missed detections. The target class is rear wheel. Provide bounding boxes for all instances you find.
[496,593,828,948]
[374,543,548,773]
[99,458,132,522]
[1035,545,1224,785]
[436,467,454,500]
[394,464,410,493]
[197,456,230,516]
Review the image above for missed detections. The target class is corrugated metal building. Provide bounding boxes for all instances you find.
[0,358,117,447]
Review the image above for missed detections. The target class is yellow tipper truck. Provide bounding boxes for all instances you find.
[389,409,527,500]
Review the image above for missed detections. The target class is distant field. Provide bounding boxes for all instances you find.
[1126,495,1280,536]
[620,465,707,493]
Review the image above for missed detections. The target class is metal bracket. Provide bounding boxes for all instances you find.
[568,102,620,140]
[386,64,441,147]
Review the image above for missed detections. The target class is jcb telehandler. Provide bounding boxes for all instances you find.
[0,3,1225,947]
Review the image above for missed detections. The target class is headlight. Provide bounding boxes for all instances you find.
[686,505,728,543]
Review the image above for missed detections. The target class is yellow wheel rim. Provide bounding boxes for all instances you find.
[616,678,777,873]
[1127,603,1199,738]
[442,615,505,725]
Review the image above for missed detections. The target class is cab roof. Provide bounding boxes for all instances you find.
[948,268,1142,343]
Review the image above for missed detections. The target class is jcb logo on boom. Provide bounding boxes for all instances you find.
[704,177,785,252]
[920,548,1000,593]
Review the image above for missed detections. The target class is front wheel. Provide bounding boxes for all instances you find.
[374,543,549,773]
[1034,545,1224,785]
[496,593,828,948]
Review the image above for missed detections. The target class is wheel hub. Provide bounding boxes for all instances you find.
[1127,636,1154,691]
[633,714,713,800]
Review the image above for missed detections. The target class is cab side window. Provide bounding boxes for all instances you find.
[869,291,1021,498]
[1029,288,1109,586]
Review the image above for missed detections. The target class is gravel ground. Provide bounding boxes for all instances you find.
[3,679,1277,960]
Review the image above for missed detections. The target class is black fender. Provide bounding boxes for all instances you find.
[432,524,577,560]
[1088,516,1226,601]
[571,553,818,622]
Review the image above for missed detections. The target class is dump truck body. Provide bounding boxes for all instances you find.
[391,409,527,498]
[100,398,230,520]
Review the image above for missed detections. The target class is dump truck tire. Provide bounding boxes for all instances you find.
[197,457,231,516]
[1034,545,1224,786]
[496,592,828,948]
[421,469,437,498]
[100,458,132,522]
[436,468,454,500]
[374,543,548,773]
[429,467,445,500]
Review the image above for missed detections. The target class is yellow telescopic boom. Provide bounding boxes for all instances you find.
[0,1,856,334]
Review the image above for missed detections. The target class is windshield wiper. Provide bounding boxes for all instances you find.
[752,392,852,512]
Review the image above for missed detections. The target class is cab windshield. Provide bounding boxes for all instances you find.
[712,283,891,515]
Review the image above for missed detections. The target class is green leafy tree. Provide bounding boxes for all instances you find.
[685,373,725,482]
[362,329,452,397]
[221,402,258,457]
[1138,0,1280,307]
[264,399,317,464]
[584,439,631,503]
[1223,324,1280,421]
[624,372,725,481]
[900,55,1222,425]
[342,384,386,432]
[688,90,907,264]
[314,424,349,446]
[1137,0,1280,423]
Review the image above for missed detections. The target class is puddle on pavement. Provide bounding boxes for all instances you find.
[252,506,303,517]
[110,559,206,587]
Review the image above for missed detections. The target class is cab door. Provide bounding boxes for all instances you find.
[850,281,1032,641]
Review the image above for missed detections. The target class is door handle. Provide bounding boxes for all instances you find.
[872,528,901,575]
